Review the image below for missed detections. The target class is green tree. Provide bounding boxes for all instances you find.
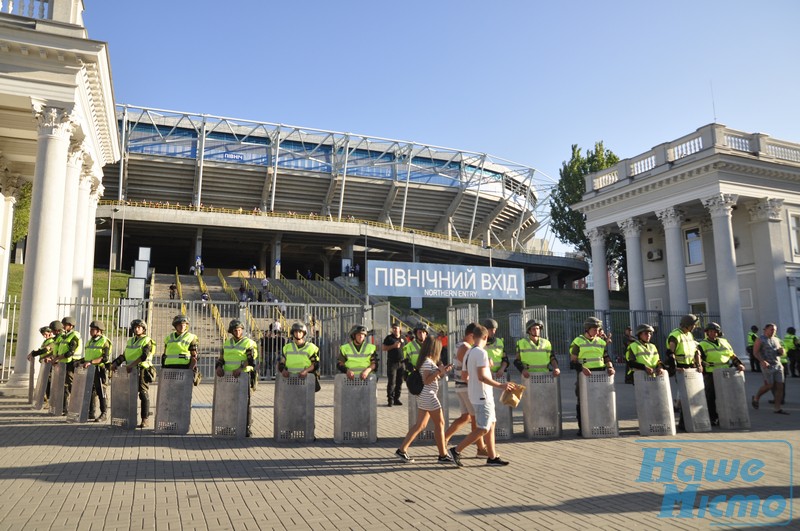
[11,181,31,244]
[550,142,628,287]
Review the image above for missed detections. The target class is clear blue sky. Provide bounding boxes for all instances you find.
[83,0,799,251]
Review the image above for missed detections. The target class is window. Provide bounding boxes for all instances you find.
[792,214,800,255]
[684,227,703,265]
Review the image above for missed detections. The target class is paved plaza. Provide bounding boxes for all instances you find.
[0,371,797,530]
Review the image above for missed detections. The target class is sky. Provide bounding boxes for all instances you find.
[83,0,800,252]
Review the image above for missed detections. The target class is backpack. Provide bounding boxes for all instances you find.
[406,369,424,396]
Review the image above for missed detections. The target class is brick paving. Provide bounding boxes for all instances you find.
[0,371,797,530]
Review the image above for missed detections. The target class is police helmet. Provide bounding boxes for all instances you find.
[704,322,722,333]
[89,320,105,331]
[788,326,797,335]
[130,319,146,333]
[61,316,76,327]
[349,325,368,340]
[172,314,189,327]
[635,324,655,337]
[482,318,498,330]
[49,320,64,332]
[525,319,544,333]
[583,316,603,330]
[679,314,699,329]
[228,319,244,334]
[39,326,51,335]
[291,322,308,337]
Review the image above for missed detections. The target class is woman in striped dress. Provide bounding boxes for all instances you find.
[395,336,453,464]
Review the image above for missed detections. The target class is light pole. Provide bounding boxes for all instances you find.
[363,223,369,307]
[106,206,120,300]
[410,230,415,263]
[483,237,494,318]
[118,203,126,274]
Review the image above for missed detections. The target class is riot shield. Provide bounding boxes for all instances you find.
[49,362,67,416]
[407,377,450,441]
[212,374,249,438]
[274,374,315,442]
[111,366,139,429]
[492,375,513,440]
[579,372,618,438]
[633,371,676,436]
[522,372,562,439]
[66,365,95,423]
[155,368,194,434]
[676,370,711,432]
[32,362,51,411]
[713,368,751,430]
[333,373,377,443]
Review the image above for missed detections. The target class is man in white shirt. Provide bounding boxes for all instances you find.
[448,324,515,467]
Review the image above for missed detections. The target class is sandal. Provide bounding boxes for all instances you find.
[774,409,789,415]
[751,396,759,409]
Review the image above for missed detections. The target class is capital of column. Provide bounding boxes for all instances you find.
[67,139,86,167]
[698,215,713,233]
[655,207,684,229]
[585,227,609,246]
[747,197,784,222]
[617,218,642,239]
[701,193,739,218]
[32,102,74,139]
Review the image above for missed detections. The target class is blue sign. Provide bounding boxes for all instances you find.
[367,260,525,301]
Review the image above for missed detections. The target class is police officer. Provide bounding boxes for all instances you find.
[28,324,57,407]
[216,319,258,437]
[514,319,560,378]
[403,323,428,374]
[569,316,614,435]
[82,321,112,422]
[697,322,745,426]
[383,324,406,407]
[785,327,799,378]
[110,319,156,428]
[746,325,760,372]
[278,322,320,391]
[51,316,82,415]
[338,325,377,380]
[626,324,664,377]
[163,314,199,374]
[666,314,702,375]
[484,319,509,379]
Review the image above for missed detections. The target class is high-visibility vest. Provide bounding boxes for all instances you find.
[84,335,111,365]
[747,332,758,348]
[782,334,797,364]
[403,340,423,368]
[667,328,697,366]
[516,337,552,372]
[222,337,258,373]
[282,341,319,373]
[571,335,606,369]
[164,331,198,366]
[340,341,376,370]
[57,330,82,363]
[628,341,660,369]
[124,335,154,369]
[699,338,735,373]
[486,337,505,373]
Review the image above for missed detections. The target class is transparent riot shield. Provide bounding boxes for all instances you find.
[49,362,67,416]
[522,372,562,439]
[274,374,315,442]
[111,366,139,429]
[492,375,513,440]
[212,374,249,438]
[155,368,194,434]
[67,365,95,423]
[633,371,676,436]
[676,370,711,432]
[579,372,618,438]
[408,377,449,440]
[32,362,51,410]
[713,368,751,430]
[334,373,377,443]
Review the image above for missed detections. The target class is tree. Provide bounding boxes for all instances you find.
[11,181,31,244]
[550,142,628,288]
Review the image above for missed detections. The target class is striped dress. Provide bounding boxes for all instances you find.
[417,358,441,411]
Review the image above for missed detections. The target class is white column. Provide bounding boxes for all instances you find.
[72,168,92,298]
[4,104,73,396]
[698,216,719,312]
[57,140,83,308]
[748,197,791,331]
[618,217,645,313]
[587,227,609,311]
[702,193,745,355]
[656,207,688,313]
[271,236,282,278]
[83,181,103,301]
[0,175,20,302]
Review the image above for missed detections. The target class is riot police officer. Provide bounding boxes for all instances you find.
[163,314,199,373]
[570,316,614,435]
[82,320,112,422]
[514,319,560,378]
[51,316,82,415]
[110,319,156,428]
[28,324,57,407]
[338,325,377,380]
[626,324,664,377]
[403,323,428,374]
[278,322,320,391]
[698,322,745,425]
[484,319,509,378]
[216,319,258,437]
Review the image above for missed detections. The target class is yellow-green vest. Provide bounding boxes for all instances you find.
[57,329,82,363]
[403,340,423,368]
[667,328,697,366]
[222,337,258,373]
[164,331,198,366]
[486,337,505,373]
[340,341,376,370]
[781,334,797,364]
[38,337,55,357]
[124,335,154,369]
[84,335,111,365]
[572,335,606,369]
[700,337,735,373]
[516,337,552,372]
[283,341,319,373]
[747,332,758,347]
[628,341,660,369]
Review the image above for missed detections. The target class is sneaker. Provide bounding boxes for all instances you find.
[486,456,510,466]
[95,413,107,423]
[395,449,414,463]
[393,399,403,406]
[137,418,150,429]
[438,455,455,464]
[476,448,489,458]
[448,447,463,467]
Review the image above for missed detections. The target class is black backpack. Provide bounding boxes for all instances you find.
[406,369,424,395]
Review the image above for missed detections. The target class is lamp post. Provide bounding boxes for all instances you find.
[483,237,494,318]
[410,230,415,263]
[363,223,369,307]
[106,206,120,300]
